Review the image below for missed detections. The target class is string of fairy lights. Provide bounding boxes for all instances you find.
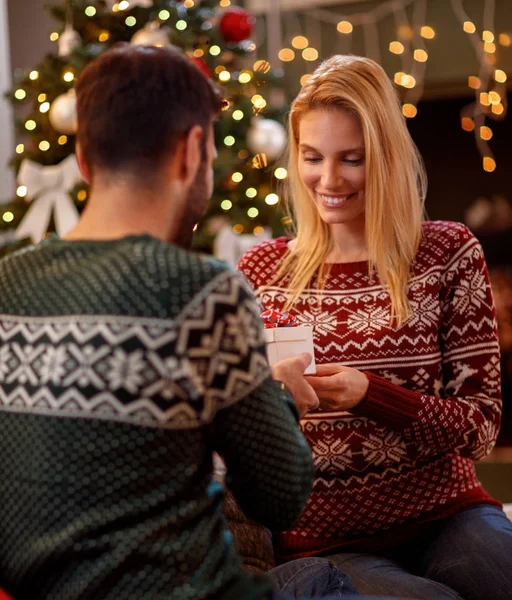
[6,0,511,232]
[271,0,509,173]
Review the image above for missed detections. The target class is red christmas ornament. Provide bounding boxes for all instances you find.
[219,7,255,43]
[189,56,211,78]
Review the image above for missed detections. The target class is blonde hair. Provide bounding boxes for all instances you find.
[277,55,427,326]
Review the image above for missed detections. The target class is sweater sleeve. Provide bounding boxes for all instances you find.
[352,227,502,461]
[202,268,314,531]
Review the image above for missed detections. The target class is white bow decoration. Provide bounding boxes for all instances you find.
[104,0,153,9]
[213,224,272,268]
[16,154,82,243]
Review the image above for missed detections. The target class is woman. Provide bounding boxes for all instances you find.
[238,55,512,600]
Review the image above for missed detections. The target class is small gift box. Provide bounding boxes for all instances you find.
[261,310,316,375]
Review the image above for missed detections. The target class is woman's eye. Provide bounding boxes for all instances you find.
[304,156,321,163]
[344,158,364,165]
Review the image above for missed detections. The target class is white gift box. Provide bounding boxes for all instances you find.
[263,325,316,374]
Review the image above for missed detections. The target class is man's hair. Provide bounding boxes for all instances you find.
[75,44,223,178]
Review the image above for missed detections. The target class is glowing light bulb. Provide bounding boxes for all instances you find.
[468,76,481,89]
[337,21,353,34]
[495,69,507,83]
[463,21,476,34]
[274,168,288,179]
[221,200,232,210]
[480,126,493,140]
[17,186,28,198]
[302,48,319,61]
[483,157,496,172]
[278,48,295,62]
[14,89,26,100]
[265,193,279,205]
[414,49,428,62]
[292,36,308,50]
[389,41,404,54]
[402,103,417,118]
[420,26,435,39]
[247,207,259,218]
[246,188,257,198]
[85,6,96,16]
[461,117,475,132]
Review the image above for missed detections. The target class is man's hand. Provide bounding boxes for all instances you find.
[305,364,369,411]
[271,353,320,418]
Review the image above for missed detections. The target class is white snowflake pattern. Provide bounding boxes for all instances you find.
[407,295,439,332]
[312,435,353,473]
[451,270,488,316]
[106,348,146,394]
[361,432,407,466]
[300,310,338,338]
[346,306,390,334]
[40,346,68,385]
[63,344,111,389]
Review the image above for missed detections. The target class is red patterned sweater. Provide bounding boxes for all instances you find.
[238,221,502,560]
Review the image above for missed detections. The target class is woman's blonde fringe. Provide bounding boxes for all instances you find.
[272,55,427,327]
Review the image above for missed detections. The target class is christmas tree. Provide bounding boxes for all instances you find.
[3,0,290,253]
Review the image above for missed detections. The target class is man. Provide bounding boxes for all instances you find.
[0,45,322,600]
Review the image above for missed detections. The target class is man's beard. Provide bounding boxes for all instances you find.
[173,161,210,249]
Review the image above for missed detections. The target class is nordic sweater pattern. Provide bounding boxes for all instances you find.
[0,235,314,600]
[238,221,502,559]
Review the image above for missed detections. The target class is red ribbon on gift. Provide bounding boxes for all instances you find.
[261,309,298,329]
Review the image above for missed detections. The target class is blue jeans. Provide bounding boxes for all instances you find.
[267,557,404,599]
[327,504,512,600]
[268,557,357,597]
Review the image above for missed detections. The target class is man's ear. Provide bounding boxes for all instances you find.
[178,125,203,186]
[76,143,91,183]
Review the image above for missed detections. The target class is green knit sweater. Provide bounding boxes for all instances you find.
[0,235,314,600]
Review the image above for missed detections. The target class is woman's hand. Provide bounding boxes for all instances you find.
[306,364,369,411]
[271,353,320,418]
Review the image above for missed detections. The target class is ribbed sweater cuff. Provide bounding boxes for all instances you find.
[350,372,423,429]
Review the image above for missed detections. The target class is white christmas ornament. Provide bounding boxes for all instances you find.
[131,21,170,47]
[247,118,287,161]
[16,155,82,243]
[105,0,153,9]
[58,24,81,57]
[49,89,77,134]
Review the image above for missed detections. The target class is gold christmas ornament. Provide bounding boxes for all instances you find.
[49,89,77,134]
